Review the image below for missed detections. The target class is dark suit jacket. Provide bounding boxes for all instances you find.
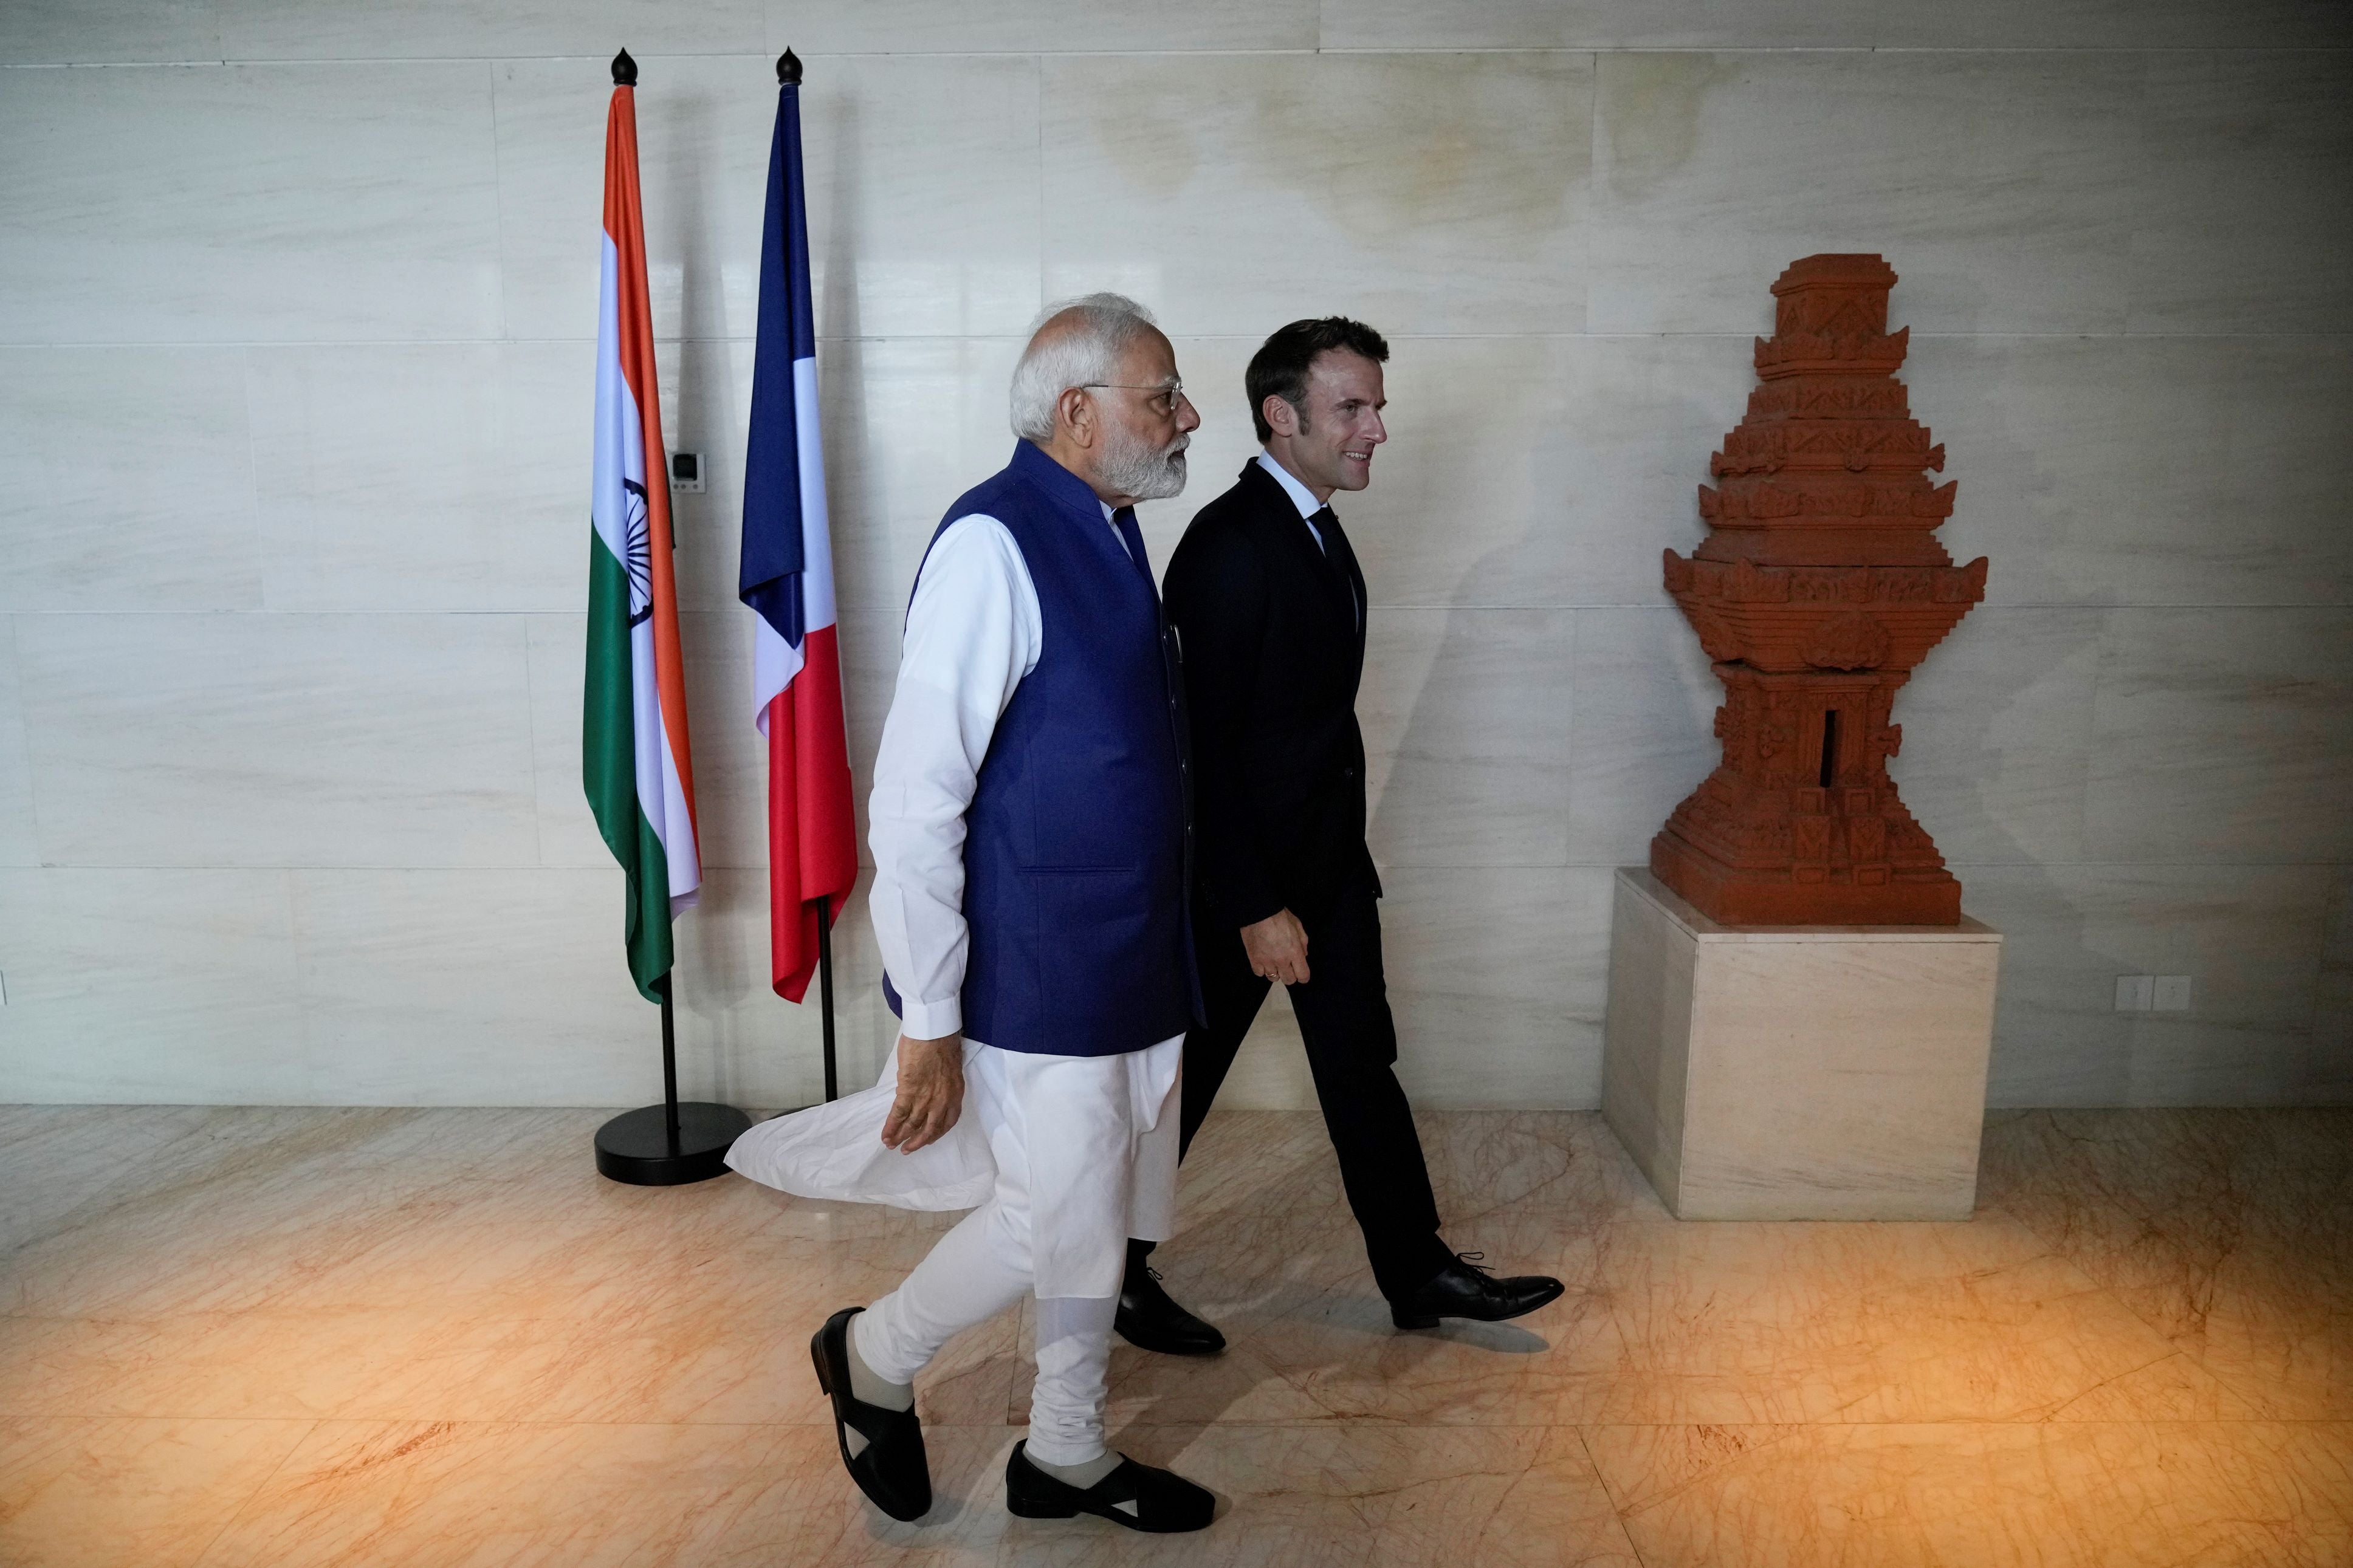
[1163,460,1381,932]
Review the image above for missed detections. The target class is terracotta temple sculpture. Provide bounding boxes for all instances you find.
[1652,253,1985,925]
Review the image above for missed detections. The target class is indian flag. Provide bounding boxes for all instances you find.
[585,73,699,1004]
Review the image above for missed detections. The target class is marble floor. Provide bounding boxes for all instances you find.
[0,1103,2348,1567]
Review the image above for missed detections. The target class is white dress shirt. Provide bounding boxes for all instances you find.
[1255,450,1326,550]
[1256,449,1358,628]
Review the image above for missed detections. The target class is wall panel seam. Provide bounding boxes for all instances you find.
[7,47,2351,71]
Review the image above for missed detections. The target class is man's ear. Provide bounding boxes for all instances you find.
[1262,393,1297,439]
[1058,385,1096,448]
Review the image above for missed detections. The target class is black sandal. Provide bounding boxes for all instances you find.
[811,1306,931,1522]
[1005,1439,1215,1533]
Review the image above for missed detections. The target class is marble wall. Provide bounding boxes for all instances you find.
[1,3,2348,1110]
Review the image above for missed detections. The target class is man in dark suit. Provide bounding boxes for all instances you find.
[1116,318,1564,1354]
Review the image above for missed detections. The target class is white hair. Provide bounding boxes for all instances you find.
[1008,292,1159,442]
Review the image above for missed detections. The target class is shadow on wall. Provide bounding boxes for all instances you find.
[771,93,904,1107]
[1929,821,2132,1109]
[1893,366,2344,1110]
[676,85,894,1111]
[1898,402,2129,1107]
[660,85,760,1083]
[1355,290,2337,1112]
[1939,818,2346,1110]
[1359,357,1726,1108]
[797,91,900,1108]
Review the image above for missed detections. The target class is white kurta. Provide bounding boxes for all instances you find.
[727,1031,1182,1295]
[726,499,1185,1298]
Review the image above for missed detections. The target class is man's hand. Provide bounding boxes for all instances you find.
[1241,908,1311,987]
[881,1033,966,1152]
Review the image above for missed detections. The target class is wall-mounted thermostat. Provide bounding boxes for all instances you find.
[669,451,705,493]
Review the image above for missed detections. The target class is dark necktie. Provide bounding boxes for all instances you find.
[1310,505,1362,631]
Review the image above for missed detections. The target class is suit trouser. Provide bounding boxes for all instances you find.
[1156,887,1454,1302]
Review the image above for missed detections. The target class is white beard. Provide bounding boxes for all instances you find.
[1101,426,1189,501]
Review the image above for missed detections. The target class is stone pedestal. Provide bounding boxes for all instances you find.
[1601,868,2001,1221]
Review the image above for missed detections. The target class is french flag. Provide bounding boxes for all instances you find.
[740,52,857,1004]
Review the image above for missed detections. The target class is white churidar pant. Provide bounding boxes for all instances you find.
[729,1033,1181,1466]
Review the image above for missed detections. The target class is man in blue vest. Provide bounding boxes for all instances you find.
[807,294,1215,1535]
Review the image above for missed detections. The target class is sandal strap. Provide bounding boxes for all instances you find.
[841,1397,918,1447]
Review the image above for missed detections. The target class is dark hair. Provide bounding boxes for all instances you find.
[1245,317,1390,443]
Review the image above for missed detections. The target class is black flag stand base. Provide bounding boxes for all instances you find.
[596,971,749,1186]
[593,1100,747,1186]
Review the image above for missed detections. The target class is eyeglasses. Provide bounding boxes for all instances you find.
[1079,382,1189,419]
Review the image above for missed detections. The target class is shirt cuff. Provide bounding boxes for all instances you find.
[896,993,963,1041]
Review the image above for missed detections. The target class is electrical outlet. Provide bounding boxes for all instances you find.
[2152,975,2193,1012]
[668,451,705,493]
[2114,975,2154,1012]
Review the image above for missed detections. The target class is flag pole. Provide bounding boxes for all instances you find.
[585,43,748,1185]
[596,965,746,1185]
[659,972,682,1149]
[815,899,839,1102]
[746,43,856,1106]
[786,39,833,1111]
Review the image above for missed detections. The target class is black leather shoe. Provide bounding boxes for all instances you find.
[1005,1440,1215,1533]
[1389,1252,1565,1331]
[811,1306,931,1521]
[1115,1265,1226,1357]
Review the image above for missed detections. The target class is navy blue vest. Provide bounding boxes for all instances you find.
[884,441,1198,1056]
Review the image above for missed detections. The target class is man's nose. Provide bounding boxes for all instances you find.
[1365,413,1387,444]
[1175,393,1201,433]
